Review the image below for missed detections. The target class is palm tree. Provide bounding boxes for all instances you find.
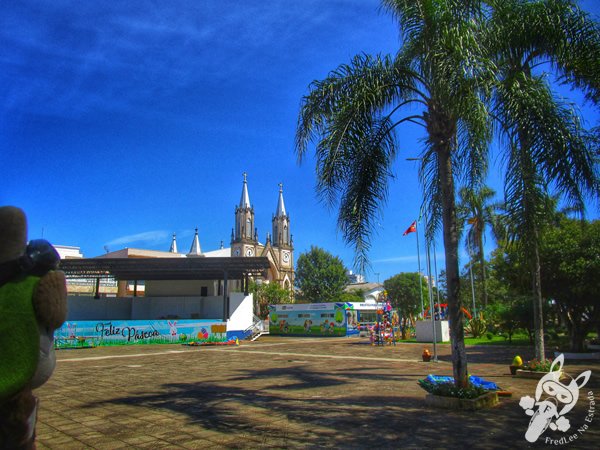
[457,186,496,308]
[295,0,600,385]
[487,0,600,361]
[296,0,491,387]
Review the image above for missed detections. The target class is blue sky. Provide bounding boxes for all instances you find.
[2,0,599,283]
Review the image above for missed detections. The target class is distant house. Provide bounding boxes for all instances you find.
[344,282,384,303]
[346,270,365,284]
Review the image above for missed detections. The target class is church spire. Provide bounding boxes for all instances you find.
[275,182,286,217]
[272,182,291,248]
[233,172,257,245]
[169,233,178,253]
[240,172,251,208]
[187,228,202,256]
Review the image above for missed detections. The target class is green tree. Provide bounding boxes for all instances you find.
[294,246,348,303]
[457,186,496,309]
[296,0,490,387]
[486,0,600,360]
[339,288,366,303]
[540,218,600,351]
[384,272,428,339]
[250,281,292,319]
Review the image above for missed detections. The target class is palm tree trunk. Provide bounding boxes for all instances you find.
[531,233,545,361]
[437,146,468,387]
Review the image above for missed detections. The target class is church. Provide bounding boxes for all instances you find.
[163,173,294,291]
[58,173,294,297]
[229,173,294,290]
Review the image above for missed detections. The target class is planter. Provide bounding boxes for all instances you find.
[515,369,564,380]
[509,365,521,375]
[425,391,498,411]
[554,351,600,360]
[422,355,432,362]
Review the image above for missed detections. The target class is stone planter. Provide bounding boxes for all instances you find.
[515,369,564,380]
[509,365,521,375]
[425,391,498,411]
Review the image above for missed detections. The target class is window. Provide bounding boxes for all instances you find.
[320,313,334,318]
[200,286,208,297]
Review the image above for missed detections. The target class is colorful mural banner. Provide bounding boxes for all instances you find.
[268,303,347,336]
[54,319,227,348]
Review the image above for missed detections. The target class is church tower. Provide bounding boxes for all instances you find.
[231,173,258,257]
[272,183,294,289]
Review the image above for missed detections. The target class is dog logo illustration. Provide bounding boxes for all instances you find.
[519,354,591,443]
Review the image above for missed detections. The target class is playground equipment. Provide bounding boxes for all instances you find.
[369,297,397,346]
[423,303,472,320]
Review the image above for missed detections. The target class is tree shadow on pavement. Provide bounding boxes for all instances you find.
[84,365,599,449]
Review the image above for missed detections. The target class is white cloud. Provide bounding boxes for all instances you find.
[372,255,419,264]
[105,230,169,247]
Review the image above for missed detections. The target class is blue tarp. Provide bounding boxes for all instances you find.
[425,374,499,391]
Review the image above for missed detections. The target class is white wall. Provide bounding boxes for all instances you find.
[66,294,255,331]
[67,296,132,320]
[145,280,217,296]
[227,293,253,332]
[415,319,450,342]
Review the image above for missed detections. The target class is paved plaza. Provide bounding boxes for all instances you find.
[36,337,600,449]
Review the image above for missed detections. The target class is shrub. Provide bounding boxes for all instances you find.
[465,313,487,338]
[523,358,558,372]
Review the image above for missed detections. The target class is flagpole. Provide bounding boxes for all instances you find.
[432,239,442,317]
[415,220,424,318]
[423,212,438,362]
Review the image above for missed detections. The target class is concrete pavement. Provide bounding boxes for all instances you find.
[35,337,600,449]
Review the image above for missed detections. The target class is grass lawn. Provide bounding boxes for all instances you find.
[464,334,532,346]
[396,331,598,349]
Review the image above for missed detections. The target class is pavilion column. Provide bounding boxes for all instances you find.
[243,273,249,296]
[94,277,100,299]
[117,280,127,297]
[222,270,229,321]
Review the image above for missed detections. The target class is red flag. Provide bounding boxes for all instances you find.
[403,221,417,236]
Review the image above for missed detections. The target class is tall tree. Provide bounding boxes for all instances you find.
[457,186,496,308]
[249,280,292,319]
[540,218,600,352]
[384,272,428,338]
[486,0,600,360]
[294,246,348,303]
[296,0,491,387]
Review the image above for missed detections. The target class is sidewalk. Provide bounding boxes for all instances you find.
[35,337,600,449]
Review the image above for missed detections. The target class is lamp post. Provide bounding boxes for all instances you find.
[467,231,477,318]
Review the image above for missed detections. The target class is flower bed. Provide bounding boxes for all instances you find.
[418,375,500,410]
[513,357,565,379]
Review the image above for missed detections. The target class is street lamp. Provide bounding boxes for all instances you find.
[406,157,438,362]
[467,231,477,318]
